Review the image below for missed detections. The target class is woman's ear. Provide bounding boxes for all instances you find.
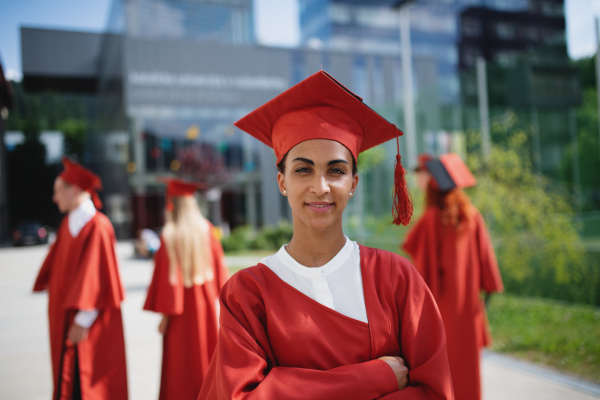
[351,173,359,194]
[277,171,287,196]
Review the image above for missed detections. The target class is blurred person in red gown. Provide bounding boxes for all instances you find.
[144,177,229,400]
[402,153,504,400]
[33,157,128,400]
[197,71,455,400]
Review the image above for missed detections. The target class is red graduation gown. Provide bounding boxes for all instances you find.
[402,206,504,400]
[144,224,229,400]
[198,245,454,400]
[33,212,128,400]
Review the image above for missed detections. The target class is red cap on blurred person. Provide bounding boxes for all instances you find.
[415,153,433,172]
[233,70,413,225]
[157,177,207,211]
[59,157,103,209]
[425,153,476,192]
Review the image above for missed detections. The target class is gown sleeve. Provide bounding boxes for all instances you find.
[143,237,184,316]
[33,239,58,291]
[62,216,125,310]
[197,272,399,400]
[379,263,454,399]
[474,211,504,294]
[33,221,67,291]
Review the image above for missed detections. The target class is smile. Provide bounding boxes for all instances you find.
[306,202,334,213]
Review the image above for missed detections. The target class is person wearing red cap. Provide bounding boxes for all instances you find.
[33,157,128,400]
[402,153,504,400]
[197,71,453,400]
[144,178,229,400]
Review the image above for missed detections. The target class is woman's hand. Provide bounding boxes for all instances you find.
[67,323,89,345]
[158,315,169,335]
[379,356,408,390]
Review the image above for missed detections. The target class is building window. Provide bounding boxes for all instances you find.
[495,22,516,40]
[463,47,481,67]
[541,1,564,17]
[352,56,370,104]
[462,18,482,37]
[494,50,516,66]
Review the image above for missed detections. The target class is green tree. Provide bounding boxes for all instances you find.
[465,124,598,305]
[57,118,87,159]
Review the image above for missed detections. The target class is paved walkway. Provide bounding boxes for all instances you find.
[0,241,598,399]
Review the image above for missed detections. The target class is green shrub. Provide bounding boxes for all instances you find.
[221,222,294,252]
[465,125,599,306]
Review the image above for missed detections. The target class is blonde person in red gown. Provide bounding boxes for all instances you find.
[33,157,128,400]
[144,178,229,400]
[197,71,454,400]
[402,153,504,400]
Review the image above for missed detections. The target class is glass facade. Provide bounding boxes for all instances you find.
[88,0,422,237]
[298,0,575,181]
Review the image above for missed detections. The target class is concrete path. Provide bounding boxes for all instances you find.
[0,241,598,399]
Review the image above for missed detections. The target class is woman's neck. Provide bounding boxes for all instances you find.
[286,225,347,268]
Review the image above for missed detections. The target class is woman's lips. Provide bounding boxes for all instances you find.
[305,202,334,213]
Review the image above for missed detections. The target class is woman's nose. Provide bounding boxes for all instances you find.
[310,175,330,196]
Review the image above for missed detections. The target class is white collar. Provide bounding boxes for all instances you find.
[68,198,96,237]
[275,236,354,278]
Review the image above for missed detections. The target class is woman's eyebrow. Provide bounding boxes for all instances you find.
[291,157,349,166]
[328,159,349,166]
[292,157,314,165]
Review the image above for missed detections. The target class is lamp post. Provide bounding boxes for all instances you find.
[596,17,600,167]
[476,56,491,162]
[393,0,417,169]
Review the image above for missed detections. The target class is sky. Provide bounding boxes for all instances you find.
[0,0,598,82]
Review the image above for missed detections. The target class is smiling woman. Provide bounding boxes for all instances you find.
[197,70,455,400]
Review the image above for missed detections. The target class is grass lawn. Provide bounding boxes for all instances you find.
[487,293,600,383]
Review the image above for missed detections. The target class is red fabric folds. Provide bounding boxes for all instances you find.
[403,207,504,400]
[197,246,454,400]
[144,224,229,400]
[33,212,128,400]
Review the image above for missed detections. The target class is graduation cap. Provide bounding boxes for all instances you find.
[234,70,413,225]
[59,157,103,209]
[425,153,477,192]
[415,153,433,172]
[157,177,207,211]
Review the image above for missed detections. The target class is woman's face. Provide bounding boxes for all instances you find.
[277,139,358,233]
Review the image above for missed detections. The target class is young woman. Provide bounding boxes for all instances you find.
[197,71,454,400]
[402,153,504,400]
[144,178,229,400]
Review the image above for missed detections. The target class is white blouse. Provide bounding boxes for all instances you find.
[261,237,368,323]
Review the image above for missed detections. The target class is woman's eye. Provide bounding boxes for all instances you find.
[330,167,346,175]
[295,167,311,173]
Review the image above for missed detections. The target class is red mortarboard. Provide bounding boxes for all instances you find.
[425,153,477,191]
[157,177,208,210]
[59,157,103,209]
[234,70,413,225]
[415,153,433,172]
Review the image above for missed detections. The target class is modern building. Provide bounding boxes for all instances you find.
[298,0,579,177]
[17,0,580,240]
[0,57,15,242]
[20,0,439,238]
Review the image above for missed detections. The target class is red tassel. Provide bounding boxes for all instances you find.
[392,140,413,226]
[91,190,103,210]
[166,194,174,211]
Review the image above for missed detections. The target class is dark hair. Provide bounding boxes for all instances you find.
[277,152,358,175]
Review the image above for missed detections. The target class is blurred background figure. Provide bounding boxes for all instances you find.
[143,177,229,400]
[402,153,504,400]
[134,227,161,259]
[32,156,128,400]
